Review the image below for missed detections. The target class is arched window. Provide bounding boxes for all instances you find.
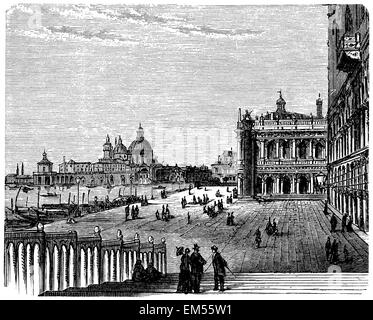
[298,141,307,159]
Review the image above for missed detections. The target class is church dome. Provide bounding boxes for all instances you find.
[129,124,153,165]
[113,136,127,154]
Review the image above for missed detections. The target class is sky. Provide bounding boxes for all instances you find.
[5,4,328,174]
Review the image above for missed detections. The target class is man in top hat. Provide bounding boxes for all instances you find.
[190,243,206,293]
[211,245,227,292]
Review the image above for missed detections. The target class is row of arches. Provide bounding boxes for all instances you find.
[259,139,325,160]
[4,242,167,296]
[255,174,326,195]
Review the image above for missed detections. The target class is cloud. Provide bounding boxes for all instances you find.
[46,4,263,40]
[12,25,139,47]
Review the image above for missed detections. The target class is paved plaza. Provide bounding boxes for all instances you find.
[42,187,368,274]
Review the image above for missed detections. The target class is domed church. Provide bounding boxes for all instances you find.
[129,123,154,165]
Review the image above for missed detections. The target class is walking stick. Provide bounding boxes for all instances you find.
[226,265,236,278]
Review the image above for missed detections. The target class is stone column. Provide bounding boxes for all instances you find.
[310,175,314,194]
[236,128,243,196]
[291,176,295,193]
[261,141,265,158]
[276,140,280,158]
[309,140,313,157]
[276,177,280,194]
[280,178,283,194]
[261,179,265,195]
[296,178,299,194]
[292,140,296,158]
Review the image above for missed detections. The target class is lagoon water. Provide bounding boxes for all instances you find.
[5,182,190,209]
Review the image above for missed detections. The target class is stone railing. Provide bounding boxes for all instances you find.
[3,226,167,296]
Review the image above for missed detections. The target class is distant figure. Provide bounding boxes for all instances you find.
[155,209,160,220]
[226,213,231,226]
[331,239,339,263]
[166,204,170,219]
[135,205,140,218]
[343,245,350,262]
[187,212,191,224]
[117,229,123,241]
[145,262,162,282]
[341,213,348,232]
[254,228,262,248]
[346,215,353,232]
[131,206,136,220]
[330,213,337,233]
[323,202,329,215]
[132,260,147,282]
[193,195,197,204]
[211,245,228,292]
[265,217,272,234]
[325,237,331,261]
[125,205,130,221]
[190,244,206,293]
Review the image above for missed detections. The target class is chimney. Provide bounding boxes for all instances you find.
[316,93,323,118]
[21,162,24,175]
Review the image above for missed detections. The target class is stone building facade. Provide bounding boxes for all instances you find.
[211,149,237,184]
[236,92,327,199]
[327,5,369,231]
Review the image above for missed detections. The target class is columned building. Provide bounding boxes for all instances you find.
[327,5,369,231]
[236,92,327,198]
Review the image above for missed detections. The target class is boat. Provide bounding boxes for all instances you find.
[40,192,58,197]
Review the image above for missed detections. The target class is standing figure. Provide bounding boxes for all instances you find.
[161,205,166,221]
[131,206,136,219]
[178,248,192,294]
[226,213,231,226]
[323,202,329,215]
[155,209,160,220]
[135,205,140,218]
[341,213,347,232]
[254,228,262,248]
[330,213,337,233]
[331,239,339,263]
[187,212,191,224]
[346,215,353,232]
[211,245,228,292]
[166,204,170,219]
[125,205,130,221]
[190,244,206,293]
[325,237,331,262]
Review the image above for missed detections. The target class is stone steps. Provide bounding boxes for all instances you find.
[41,272,368,296]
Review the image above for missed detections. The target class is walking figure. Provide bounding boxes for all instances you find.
[187,212,191,224]
[254,228,262,248]
[190,244,206,293]
[176,247,192,293]
[330,213,337,233]
[325,236,331,261]
[341,213,347,232]
[211,245,228,292]
[331,239,339,263]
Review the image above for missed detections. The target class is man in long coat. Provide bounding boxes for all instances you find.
[190,244,206,293]
[211,245,227,292]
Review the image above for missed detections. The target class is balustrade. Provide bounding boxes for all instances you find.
[4,228,167,296]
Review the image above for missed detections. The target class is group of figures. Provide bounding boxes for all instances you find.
[252,217,279,248]
[325,236,352,264]
[132,260,163,283]
[176,244,229,293]
[155,204,173,222]
[329,212,354,233]
[160,189,167,199]
[192,194,210,206]
[226,212,235,226]
[125,204,141,220]
[203,199,224,218]
[181,196,188,208]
